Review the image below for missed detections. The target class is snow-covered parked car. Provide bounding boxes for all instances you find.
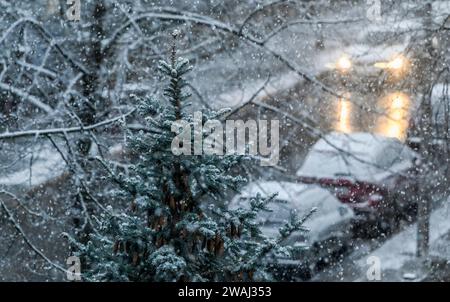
[296,132,419,232]
[229,181,354,280]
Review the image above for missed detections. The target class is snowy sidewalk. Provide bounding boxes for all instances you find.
[357,199,450,281]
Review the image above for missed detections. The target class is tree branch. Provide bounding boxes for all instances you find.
[0,197,68,275]
[0,82,55,114]
[0,110,135,140]
[102,8,342,98]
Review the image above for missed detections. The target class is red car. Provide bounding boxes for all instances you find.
[296,132,419,233]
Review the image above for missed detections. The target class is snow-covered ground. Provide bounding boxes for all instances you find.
[0,146,64,187]
[313,197,450,282]
[357,198,450,281]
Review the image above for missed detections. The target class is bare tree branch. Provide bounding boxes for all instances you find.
[0,196,68,275]
[0,82,55,114]
[0,110,135,140]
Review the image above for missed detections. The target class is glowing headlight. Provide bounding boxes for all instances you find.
[374,55,409,74]
[336,56,352,71]
[387,57,405,70]
[326,55,352,72]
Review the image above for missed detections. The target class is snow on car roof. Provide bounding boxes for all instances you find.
[230,181,354,242]
[296,132,415,183]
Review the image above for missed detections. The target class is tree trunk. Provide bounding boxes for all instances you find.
[416,1,435,258]
[76,0,106,156]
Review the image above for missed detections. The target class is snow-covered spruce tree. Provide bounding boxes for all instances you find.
[75,37,311,282]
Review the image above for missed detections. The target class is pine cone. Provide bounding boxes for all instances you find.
[155,236,164,247]
[124,241,130,254]
[169,196,176,211]
[130,200,137,212]
[230,224,237,237]
[132,252,139,266]
[215,239,224,257]
[237,224,243,238]
[158,216,166,229]
[207,239,215,253]
[113,241,119,254]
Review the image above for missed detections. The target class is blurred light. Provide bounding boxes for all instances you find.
[336,56,352,72]
[374,55,409,76]
[374,62,387,68]
[386,124,402,139]
[391,94,404,109]
[387,57,405,70]
[326,55,352,72]
[390,110,403,121]
[336,93,352,133]
[375,92,411,141]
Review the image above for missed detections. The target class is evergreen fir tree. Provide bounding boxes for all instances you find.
[75,32,312,282]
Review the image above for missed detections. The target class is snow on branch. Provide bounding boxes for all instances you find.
[0,17,90,75]
[0,110,135,140]
[103,8,342,98]
[0,82,55,114]
[0,194,69,275]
